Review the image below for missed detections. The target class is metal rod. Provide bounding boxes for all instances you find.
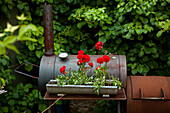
[117,101,121,113]
[140,88,166,100]
[14,62,39,79]
[43,5,54,56]
[161,88,166,100]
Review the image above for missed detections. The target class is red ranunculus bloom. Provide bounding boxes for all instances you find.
[78,50,84,54]
[96,66,103,71]
[60,66,66,74]
[77,60,83,65]
[103,55,110,62]
[95,41,103,51]
[96,66,101,70]
[97,57,104,64]
[77,54,84,59]
[82,54,90,62]
[88,62,93,67]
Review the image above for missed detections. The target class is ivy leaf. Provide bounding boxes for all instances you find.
[28,44,35,51]
[22,101,27,106]
[135,29,143,35]
[102,26,107,30]
[137,35,143,40]
[16,13,27,21]
[132,69,137,75]
[77,21,86,29]
[0,33,5,37]
[148,61,158,69]
[17,3,24,10]
[115,38,122,44]
[3,35,17,45]
[6,44,20,54]
[139,51,144,57]
[24,64,33,72]
[8,100,15,106]
[0,78,5,86]
[67,0,73,3]
[4,23,19,33]
[35,50,43,58]
[80,43,87,51]
[156,30,163,37]
[19,36,37,42]
[18,24,39,39]
[2,107,8,112]
[166,0,170,3]
[99,36,106,43]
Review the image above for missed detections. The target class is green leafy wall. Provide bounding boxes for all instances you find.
[0,0,170,75]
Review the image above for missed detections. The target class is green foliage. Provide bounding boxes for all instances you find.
[0,14,38,56]
[0,83,47,112]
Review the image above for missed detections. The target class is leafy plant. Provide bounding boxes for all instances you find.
[0,83,47,113]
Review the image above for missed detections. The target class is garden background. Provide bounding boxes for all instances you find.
[0,0,169,112]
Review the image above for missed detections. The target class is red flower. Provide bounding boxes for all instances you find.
[96,66,103,71]
[95,41,103,51]
[97,57,104,64]
[103,55,110,62]
[60,66,66,74]
[96,66,101,70]
[88,62,93,67]
[77,60,83,65]
[78,50,84,54]
[77,54,84,59]
[82,54,90,63]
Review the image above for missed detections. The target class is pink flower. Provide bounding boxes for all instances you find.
[88,62,93,67]
[103,55,110,62]
[97,57,104,64]
[78,50,84,54]
[95,41,103,51]
[60,66,66,74]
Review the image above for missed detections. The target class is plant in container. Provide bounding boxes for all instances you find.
[46,41,122,95]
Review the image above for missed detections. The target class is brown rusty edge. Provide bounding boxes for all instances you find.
[43,88,127,101]
[43,5,54,56]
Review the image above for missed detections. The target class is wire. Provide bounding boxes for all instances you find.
[41,94,66,113]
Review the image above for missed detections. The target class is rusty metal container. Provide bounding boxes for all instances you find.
[39,54,127,94]
[127,76,170,113]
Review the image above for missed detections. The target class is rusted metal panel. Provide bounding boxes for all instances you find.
[127,76,170,113]
[43,5,54,56]
[130,76,170,99]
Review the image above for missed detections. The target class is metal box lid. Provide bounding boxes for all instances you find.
[130,76,170,100]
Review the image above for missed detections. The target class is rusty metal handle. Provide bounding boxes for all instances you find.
[14,62,39,79]
[140,88,166,100]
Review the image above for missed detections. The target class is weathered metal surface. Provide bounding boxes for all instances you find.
[39,55,56,95]
[39,54,127,93]
[46,80,117,95]
[44,88,126,100]
[130,76,170,99]
[54,55,127,83]
[43,5,54,56]
[127,76,170,113]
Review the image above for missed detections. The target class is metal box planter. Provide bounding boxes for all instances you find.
[46,80,118,95]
